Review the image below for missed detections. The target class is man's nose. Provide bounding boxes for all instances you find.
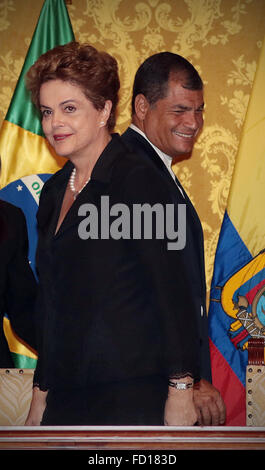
[184,111,203,129]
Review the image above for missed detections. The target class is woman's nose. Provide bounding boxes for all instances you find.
[51,110,64,127]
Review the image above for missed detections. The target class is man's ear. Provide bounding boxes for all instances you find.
[134,94,149,121]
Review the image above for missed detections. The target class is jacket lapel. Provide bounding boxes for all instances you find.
[37,162,71,239]
[122,127,173,181]
[122,127,200,220]
[39,134,127,239]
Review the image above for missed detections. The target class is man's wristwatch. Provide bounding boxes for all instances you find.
[168,380,193,390]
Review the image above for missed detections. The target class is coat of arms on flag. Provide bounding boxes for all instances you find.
[221,251,265,351]
[208,33,265,425]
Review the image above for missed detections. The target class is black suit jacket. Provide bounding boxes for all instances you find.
[121,127,211,382]
[0,200,37,367]
[34,133,209,391]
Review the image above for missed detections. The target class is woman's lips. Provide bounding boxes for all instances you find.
[53,134,72,141]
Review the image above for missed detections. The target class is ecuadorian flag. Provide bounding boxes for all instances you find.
[208,36,265,425]
[0,0,74,368]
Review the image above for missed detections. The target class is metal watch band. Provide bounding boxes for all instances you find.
[168,381,194,390]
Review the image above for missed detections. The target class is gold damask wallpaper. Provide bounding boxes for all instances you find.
[0,0,265,297]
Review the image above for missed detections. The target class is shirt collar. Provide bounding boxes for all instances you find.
[129,124,185,199]
[130,124,174,173]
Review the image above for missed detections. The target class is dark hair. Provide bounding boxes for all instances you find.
[26,41,120,131]
[131,52,203,113]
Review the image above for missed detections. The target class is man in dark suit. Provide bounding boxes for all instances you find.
[0,200,37,367]
[121,52,226,425]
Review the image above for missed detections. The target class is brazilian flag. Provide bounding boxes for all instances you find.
[0,0,74,368]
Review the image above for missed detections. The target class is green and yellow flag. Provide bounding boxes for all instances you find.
[0,0,74,368]
[0,0,74,188]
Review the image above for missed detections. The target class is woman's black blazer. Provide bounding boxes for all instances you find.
[34,134,208,391]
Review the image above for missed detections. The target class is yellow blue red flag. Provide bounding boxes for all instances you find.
[208,36,265,425]
[0,0,74,368]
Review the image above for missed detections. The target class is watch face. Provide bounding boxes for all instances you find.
[168,381,193,390]
[177,383,187,390]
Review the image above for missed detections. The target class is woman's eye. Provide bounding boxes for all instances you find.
[65,105,76,112]
[41,109,52,117]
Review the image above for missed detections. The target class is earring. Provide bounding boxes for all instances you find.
[100,121,105,126]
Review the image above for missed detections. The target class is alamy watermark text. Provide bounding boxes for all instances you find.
[78,196,186,251]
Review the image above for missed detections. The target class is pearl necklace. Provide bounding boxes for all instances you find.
[69,168,90,199]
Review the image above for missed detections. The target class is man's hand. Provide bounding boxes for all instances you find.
[193,379,226,426]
